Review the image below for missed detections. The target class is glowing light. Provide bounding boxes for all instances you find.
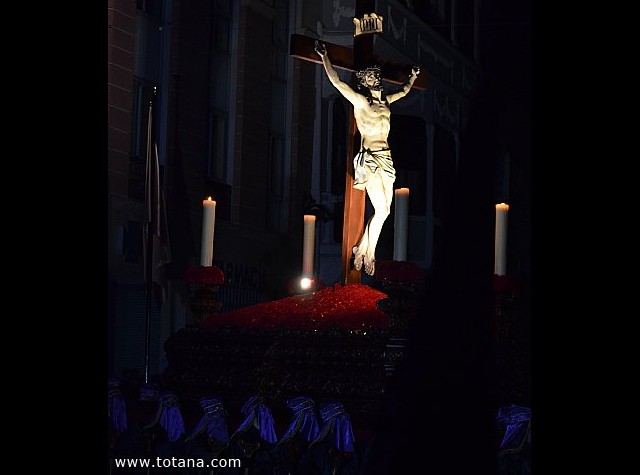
[300,277,312,290]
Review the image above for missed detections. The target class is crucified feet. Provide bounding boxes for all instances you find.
[353,246,375,276]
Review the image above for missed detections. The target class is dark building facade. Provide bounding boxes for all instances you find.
[108,0,316,375]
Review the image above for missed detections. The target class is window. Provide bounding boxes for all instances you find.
[129,79,158,201]
[212,0,231,53]
[414,0,451,41]
[136,0,163,20]
[456,0,475,58]
[130,78,157,159]
[388,115,427,216]
[207,0,233,185]
[329,99,351,243]
[266,134,285,232]
[331,99,347,195]
[213,15,230,53]
[268,135,284,197]
[207,112,227,181]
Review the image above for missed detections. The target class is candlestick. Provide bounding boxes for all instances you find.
[302,215,316,277]
[393,188,410,261]
[494,203,509,276]
[200,197,216,266]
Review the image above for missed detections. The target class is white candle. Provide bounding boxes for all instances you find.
[494,203,509,276]
[200,197,216,266]
[302,215,316,277]
[393,188,410,261]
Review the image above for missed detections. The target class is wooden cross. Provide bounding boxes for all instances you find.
[290,0,427,284]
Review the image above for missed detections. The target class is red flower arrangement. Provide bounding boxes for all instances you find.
[200,283,388,331]
[183,265,225,285]
[374,260,424,284]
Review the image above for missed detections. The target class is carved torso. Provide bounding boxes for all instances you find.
[354,95,391,150]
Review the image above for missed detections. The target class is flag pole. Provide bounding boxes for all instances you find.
[144,200,154,385]
[143,87,157,385]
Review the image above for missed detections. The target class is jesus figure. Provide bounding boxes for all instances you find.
[315,41,420,275]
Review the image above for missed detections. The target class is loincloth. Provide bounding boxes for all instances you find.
[353,147,396,190]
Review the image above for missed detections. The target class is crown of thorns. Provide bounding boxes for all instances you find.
[355,66,381,83]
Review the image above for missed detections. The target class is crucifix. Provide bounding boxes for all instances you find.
[290,0,427,284]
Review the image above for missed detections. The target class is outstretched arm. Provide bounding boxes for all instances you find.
[315,41,362,105]
[386,66,420,104]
